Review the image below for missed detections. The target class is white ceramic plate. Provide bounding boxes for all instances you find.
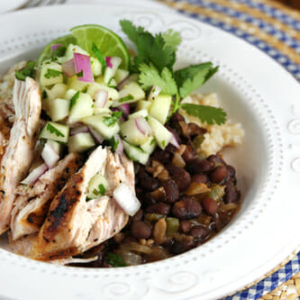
[0,3,299,300]
[0,0,28,14]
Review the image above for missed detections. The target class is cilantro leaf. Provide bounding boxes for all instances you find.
[120,20,146,44]
[174,63,219,98]
[92,43,106,73]
[70,91,80,109]
[103,111,122,127]
[44,68,63,79]
[107,135,120,152]
[162,29,182,52]
[15,61,36,81]
[51,46,66,61]
[76,70,84,78]
[46,123,65,137]
[120,20,177,72]
[105,253,126,267]
[181,103,226,125]
[139,63,177,95]
[92,184,106,196]
[119,94,134,103]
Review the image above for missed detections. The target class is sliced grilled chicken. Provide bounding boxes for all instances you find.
[10,153,83,241]
[0,78,41,234]
[31,146,134,261]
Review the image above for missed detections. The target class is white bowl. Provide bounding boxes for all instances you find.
[0,3,299,300]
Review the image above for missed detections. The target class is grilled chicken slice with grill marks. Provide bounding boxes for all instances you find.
[10,153,83,241]
[0,78,41,234]
[31,146,134,261]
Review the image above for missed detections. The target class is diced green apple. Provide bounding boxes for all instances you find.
[120,118,148,145]
[68,93,94,124]
[112,82,145,107]
[87,82,119,101]
[114,69,129,84]
[39,62,63,87]
[128,109,148,120]
[51,83,68,99]
[103,57,122,84]
[87,174,109,200]
[67,76,90,92]
[81,112,120,139]
[46,140,63,155]
[39,122,69,143]
[68,132,95,153]
[136,100,152,111]
[147,116,172,150]
[149,95,172,124]
[140,136,156,154]
[59,44,89,63]
[64,88,78,101]
[91,56,102,76]
[47,98,70,121]
[123,140,149,165]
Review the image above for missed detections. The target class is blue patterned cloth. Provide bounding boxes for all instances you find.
[164,0,300,299]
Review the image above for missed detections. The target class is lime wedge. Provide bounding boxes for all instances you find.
[37,34,77,66]
[70,24,130,70]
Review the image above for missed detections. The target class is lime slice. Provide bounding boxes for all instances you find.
[70,24,130,70]
[37,34,77,66]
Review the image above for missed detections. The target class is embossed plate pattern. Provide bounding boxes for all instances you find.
[0,3,299,300]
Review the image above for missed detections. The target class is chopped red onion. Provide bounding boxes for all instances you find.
[74,53,94,83]
[94,90,108,108]
[51,44,62,53]
[88,126,104,144]
[114,135,124,155]
[135,116,153,136]
[113,182,141,216]
[148,85,162,100]
[62,58,76,77]
[106,57,113,68]
[119,104,130,117]
[21,163,48,185]
[70,126,89,136]
[170,133,180,149]
[41,143,60,169]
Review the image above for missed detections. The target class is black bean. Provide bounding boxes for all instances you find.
[202,197,218,215]
[191,174,209,184]
[172,198,202,220]
[207,154,226,168]
[224,182,239,204]
[146,203,171,215]
[189,225,210,241]
[131,221,152,239]
[170,236,194,254]
[165,125,182,145]
[152,149,171,164]
[137,168,160,191]
[186,158,211,174]
[187,123,207,137]
[165,143,177,154]
[161,179,179,203]
[182,145,197,162]
[143,193,157,207]
[167,164,191,191]
[226,165,237,183]
[132,209,144,222]
[179,220,192,233]
[209,166,228,184]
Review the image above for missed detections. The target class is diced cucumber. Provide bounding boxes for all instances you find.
[87,82,119,101]
[149,95,172,124]
[59,44,89,64]
[123,140,149,165]
[91,56,102,76]
[65,88,78,101]
[120,118,148,145]
[114,69,129,84]
[81,112,120,139]
[147,116,172,150]
[140,136,156,154]
[39,62,63,87]
[46,140,63,155]
[47,98,70,121]
[51,83,68,99]
[68,76,90,92]
[68,93,94,124]
[87,174,109,200]
[104,57,122,84]
[39,122,69,143]
[128,109,148,120]
[136,100,152,111]
[68,132,95,153]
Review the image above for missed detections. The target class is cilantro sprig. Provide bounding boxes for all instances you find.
[120,20,226,125]
[44,68,63,79]
[105,253,126,267]
[15,61,36,81]
[46,123,65,137]
[103,111,122,127]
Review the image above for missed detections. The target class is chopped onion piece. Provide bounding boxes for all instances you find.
[51,44,62,53]
[21,163,48,185]
[94,90,108,108]
[113,183,141,216]
[170,133,180,149]
[88,126,104,144]
[62,59,76,77]
[74,53,94,83]
[148,85,162,100]
[119,104,130,117]
[41,143,60,168]
[114,134,124,155]
[106,57,113,68]
[135,116,153,136]
[70,126,89,136]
